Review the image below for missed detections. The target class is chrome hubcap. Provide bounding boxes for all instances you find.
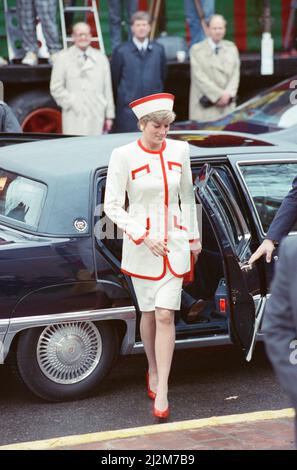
[37,322,102,384]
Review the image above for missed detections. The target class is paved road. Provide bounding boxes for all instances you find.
[0,343,290,446]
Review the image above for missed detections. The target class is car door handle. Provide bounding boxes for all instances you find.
[241,261,253,271]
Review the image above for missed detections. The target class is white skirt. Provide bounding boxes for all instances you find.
[131,268,183,312]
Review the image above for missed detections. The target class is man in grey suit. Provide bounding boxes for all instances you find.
[263,235,297,445]
[189,14,240,122]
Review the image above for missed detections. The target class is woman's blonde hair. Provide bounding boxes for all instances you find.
[139,110,176,128]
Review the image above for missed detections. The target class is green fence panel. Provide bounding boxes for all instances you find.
[0,1,292,58]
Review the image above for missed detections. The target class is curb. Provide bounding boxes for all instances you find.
[0,408,294,450]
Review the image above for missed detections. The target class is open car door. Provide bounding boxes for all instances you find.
[195,164,265,361]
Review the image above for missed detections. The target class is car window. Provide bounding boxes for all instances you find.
[194,164,250,229]
[0,170,46,229]
[95,177,123,262]
[239,162,297,234]
[203,171,249,256]
[194,165,243,208]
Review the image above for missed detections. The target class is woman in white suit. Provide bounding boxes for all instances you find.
[104,93,201,418]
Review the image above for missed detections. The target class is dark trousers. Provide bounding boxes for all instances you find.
[181,249,224,312]
[107,0,138,51]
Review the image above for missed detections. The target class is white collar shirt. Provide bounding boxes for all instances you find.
[133,37,149,51]
[208,37,222,54]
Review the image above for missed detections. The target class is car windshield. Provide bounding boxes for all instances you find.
[0,170,46,229]
[233,86,297,128]
[238,162,297,234]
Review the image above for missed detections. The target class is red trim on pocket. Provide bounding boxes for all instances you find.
[131,164,150,180]
[173,215,187,231]
[168,161,182,171]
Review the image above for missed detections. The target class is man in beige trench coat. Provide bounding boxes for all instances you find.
[50,22,115,135]
[189,14,240,122]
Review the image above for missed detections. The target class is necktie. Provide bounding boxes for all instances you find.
[140,47,145,57]
[83,52,88,61]
[215,46,219,55]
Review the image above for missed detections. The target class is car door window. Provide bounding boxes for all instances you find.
[196,164,260,357]
[201,170,250,257]
[238,162,297,234]
[0,170,46,229]
[95,175,123,263]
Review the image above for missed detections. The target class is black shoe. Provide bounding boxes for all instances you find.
[186,299,209,324]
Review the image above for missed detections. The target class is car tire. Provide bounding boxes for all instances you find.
[8,90,62,133]
[16,321,119,402]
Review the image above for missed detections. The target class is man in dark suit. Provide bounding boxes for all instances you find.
[263,235,297,445]
[111,10,166,133]
[249,176,297,264]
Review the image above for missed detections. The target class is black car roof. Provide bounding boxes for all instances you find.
[0,130,289,177]
[0,133,136,179]
[0,131,296,237]
[0,132,241,179]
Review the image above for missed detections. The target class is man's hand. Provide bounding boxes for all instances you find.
[104,119,113,133]
[216,91,231,107]
[144,237,170,257]
[249,239,276,264]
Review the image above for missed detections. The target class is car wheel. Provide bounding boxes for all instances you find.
[8,90,62,133]
[16,321,118,401]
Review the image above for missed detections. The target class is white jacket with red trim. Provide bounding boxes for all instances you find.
[104,138,200,280]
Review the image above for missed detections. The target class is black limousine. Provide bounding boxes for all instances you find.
[0,131,295,401]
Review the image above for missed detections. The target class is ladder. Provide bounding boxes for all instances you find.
[58,0,105,53]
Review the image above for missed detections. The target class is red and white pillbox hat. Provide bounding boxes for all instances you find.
[129,93,175,119]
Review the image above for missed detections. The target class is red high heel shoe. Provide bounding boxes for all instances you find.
[153,405,170,419]
[146,372,156,400]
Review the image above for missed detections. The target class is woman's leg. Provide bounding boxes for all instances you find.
[154,307,175,411]
[140,311,158,393]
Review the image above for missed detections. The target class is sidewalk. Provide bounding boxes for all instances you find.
[0,409,295,451]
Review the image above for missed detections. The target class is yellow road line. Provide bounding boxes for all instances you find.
[0,408,294,450]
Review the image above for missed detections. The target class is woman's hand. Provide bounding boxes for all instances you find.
[190,239,202,263]
[144,237,170,257]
